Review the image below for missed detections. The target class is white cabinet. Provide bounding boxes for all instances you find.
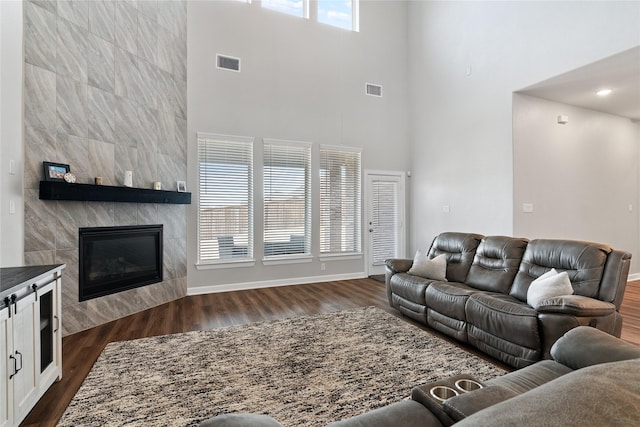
[0,265,63,427]
[9,292,38,424]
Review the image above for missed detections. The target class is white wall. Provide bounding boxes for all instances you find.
[0,0,24,267]
[407,1,640,252]
[187,1,410,291]
[513,94,640,271]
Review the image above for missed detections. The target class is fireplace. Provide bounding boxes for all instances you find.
[79,225,163,301]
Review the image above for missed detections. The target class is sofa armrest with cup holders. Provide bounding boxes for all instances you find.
[385,232,632,368]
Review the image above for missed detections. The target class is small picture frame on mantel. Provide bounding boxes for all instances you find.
[43,161,70,181]
[177,180,186,192]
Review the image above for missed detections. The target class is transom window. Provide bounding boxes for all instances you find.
[262,0,359,31]
[318,0,357,31]
[262,0,306,18]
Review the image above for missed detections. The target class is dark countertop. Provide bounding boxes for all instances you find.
[0,264,65,305]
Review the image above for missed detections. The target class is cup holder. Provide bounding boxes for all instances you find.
[454,379,483,393]
[429,385,459,402]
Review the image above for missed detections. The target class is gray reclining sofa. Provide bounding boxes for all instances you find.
[386,232,631,368]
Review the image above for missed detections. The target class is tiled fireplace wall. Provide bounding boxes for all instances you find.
[22,0,188,336]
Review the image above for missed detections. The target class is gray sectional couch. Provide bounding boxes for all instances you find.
[385,232,632,368]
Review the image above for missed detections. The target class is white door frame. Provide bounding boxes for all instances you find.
[364,170,407,276]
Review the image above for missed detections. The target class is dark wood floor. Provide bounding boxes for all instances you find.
[23,278,640,427]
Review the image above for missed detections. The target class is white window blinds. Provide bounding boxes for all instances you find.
[197,133,253,262]
[370,179,398,265]
[319,146,361,255]
[263,139,311,257]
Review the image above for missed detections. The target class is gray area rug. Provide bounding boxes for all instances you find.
[58,307,506,427]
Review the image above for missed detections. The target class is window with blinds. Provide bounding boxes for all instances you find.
[197,133,253,263]
[263,139,311,258]
[319,146,362,255]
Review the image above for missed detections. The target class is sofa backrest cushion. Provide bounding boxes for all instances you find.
[510,239,611,302]
[465,236,529,293]
[427,232,483,283]
[598,249,632,307]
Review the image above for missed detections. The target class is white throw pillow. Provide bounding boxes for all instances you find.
[408,251,447,281]
[527,269,574,309]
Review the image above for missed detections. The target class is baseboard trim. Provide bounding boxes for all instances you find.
[187,272,368,295]
[628,273,640,282]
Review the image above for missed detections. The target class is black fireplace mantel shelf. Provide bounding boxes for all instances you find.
[39,181,191,204]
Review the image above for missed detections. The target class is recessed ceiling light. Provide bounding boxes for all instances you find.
[596,89,612,96]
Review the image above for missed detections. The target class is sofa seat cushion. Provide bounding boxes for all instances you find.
[466,294,541,368]
[425,282,486,320]
[455,359,640,427]
[390,273,439,305]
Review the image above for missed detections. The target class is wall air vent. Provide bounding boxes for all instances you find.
[366,83,383,97]
[217,54,241,72]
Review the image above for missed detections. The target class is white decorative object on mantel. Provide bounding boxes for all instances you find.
[124,170,133,187]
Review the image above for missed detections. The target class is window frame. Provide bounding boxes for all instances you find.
[319,144,362,258]
[196,132,255,268]
[262,138,313,263]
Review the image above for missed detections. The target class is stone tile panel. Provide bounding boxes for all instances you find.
[86,202,115,227]
[56,75,88,137]
[24,126,57,190]
[114,144,138,186]
[24,250,56,266]
[25,64,57,131]
[88,87,116,143]
[24,190,57,252]
[55,201,87,250]
[114,202,138,225]
[56,133,90,183]
[88,34,115,93]
[136,148,158,189]
[137,13,158,65]
[115,0,138,55]
[114,96,140,147]
[88,138,116,185]
[89,0,116,42]
[114,47,139,101]
[25,1,57,71]
[137,59,159,109]
[56,17,88,83]
[57,0,89,30]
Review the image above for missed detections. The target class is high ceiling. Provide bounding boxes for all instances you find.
[519,46,640,122]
